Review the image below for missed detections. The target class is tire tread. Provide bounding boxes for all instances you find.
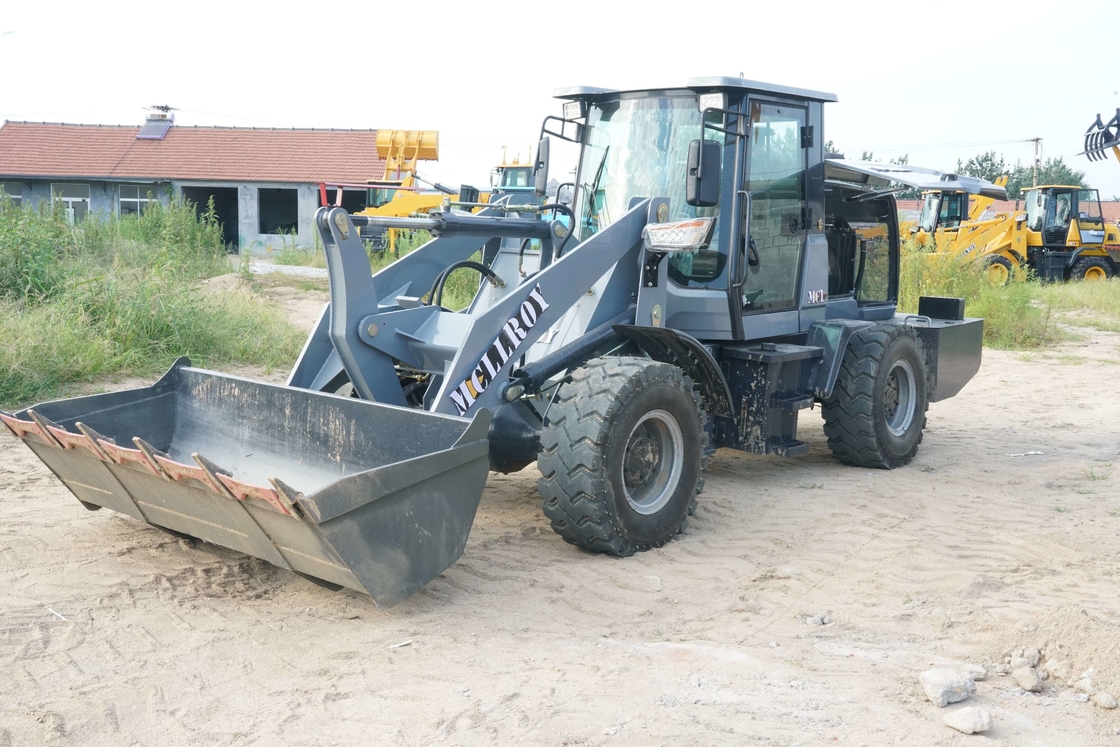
[537,357,708,556]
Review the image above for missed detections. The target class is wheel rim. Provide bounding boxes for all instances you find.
[621,410,684,515]
[883,359,917,438]
[1084,265,1107,281]
[986,261,1009,286]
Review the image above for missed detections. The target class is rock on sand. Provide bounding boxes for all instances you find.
[943,706,992,735]
[920,669,975,707]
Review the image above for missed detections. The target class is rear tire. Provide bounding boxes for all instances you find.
[822,325,928,469]
[537,357,707,556]
[1070,256,1112,281]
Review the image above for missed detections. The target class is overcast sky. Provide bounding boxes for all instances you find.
[3,0,1118,198]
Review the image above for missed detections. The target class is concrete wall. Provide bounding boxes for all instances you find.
[0,176,322,254]
[9,179,171,218]
[172,181,320,254]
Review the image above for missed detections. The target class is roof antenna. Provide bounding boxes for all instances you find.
[739,71,744,78]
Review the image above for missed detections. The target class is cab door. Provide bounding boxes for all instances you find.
[1075,189,1106,245]
[738,99,809,339]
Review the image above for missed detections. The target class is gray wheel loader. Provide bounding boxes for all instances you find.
[2,78,988,606]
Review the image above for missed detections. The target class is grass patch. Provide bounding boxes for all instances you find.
[897,245,1120,349]
[1083,462,1114,481]
[251,273,329,293]
[270,246,326,268]
[898,242,1059,349]
[0,199,304,408]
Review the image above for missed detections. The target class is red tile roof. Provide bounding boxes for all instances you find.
[0,121,385,184]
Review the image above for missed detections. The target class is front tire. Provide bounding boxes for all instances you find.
[985,255,1014,286]
[537,357,707,556]
[822,325,929,469]
[1070,256,1112,281]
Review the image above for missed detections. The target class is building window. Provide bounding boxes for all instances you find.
[0,182,21,207]
[51,183,91,223]
[120,184,158,216]
[258,188,298,235]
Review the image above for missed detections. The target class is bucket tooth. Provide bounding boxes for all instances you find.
[190,452,238,500]
[267,478,303,516]
[5,409,60,447]
[130,437,174,481]
[137,439,223,495]
[29,411,104,459]
[216,472,294,516]
[74,422,114,462]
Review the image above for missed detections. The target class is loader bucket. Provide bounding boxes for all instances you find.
[1,359,491,607]
[1084,109,1120,162]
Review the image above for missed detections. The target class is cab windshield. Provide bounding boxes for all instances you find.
[501,167,532,189]
[574,97,722,236]
[917,192,965,233]
[367,186,398,209]
[917,194,940,233]
[1024,189,1046,231]
[573,96,726,286]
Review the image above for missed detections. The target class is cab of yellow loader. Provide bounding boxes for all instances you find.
[1019,185,1118,281]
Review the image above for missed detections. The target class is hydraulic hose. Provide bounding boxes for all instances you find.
[427,261,504,309]
[540,203,575,257]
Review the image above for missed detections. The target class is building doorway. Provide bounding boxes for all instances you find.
[182,186,239,249]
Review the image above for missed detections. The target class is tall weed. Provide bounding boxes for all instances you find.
[0,201,302,407]
[897,241,1058,349]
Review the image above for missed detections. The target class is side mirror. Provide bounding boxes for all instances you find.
[534,137,551,197]
[686,139,721,207]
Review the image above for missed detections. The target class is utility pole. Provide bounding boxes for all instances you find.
[1029,137,1042,186]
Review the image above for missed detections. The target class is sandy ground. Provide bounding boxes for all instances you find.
[2,285,1119,746]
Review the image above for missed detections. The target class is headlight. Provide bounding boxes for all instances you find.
[641,217,716,253]
[698,93,725,112]
[563,101,586,120]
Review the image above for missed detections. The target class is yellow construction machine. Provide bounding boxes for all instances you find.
[942,185,1119,284]
[906,175,1010,245]
[490,148,536,196]
[322,130,489,252]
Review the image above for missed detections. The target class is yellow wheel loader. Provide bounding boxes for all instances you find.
[345,129,491,253]
[943,185,1119,284]
[906,175,1010,246]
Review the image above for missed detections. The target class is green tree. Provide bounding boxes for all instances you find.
[1005,157,1086,196]
[956,151,1008,183]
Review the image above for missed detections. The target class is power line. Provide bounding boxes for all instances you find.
[846,137,1041,154]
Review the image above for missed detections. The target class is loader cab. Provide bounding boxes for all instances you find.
[916,190,968,234]
[491,156,536,196]
[1024,185,1104,248]
[366,181,404,209]
[555,78,883,343]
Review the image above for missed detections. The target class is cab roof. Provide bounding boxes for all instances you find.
[825,159,1008,200]
[554,77,837,103]
[1021,184,1090,192]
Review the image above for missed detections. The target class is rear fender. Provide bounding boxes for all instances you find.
[805,320,875,399]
